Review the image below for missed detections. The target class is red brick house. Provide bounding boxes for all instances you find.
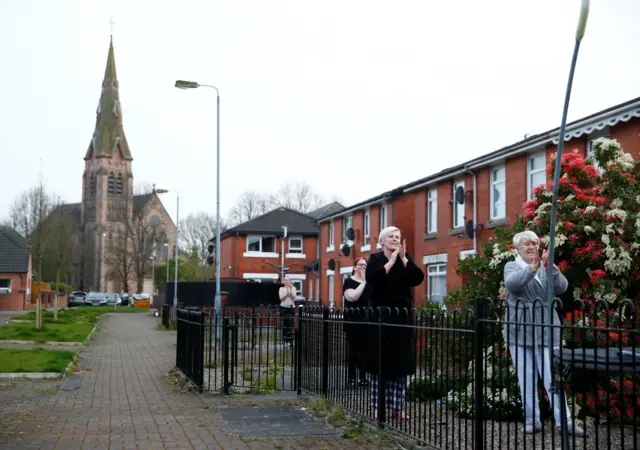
[317,96,640,307]
[0,225,33,310]
[219,204,342,301]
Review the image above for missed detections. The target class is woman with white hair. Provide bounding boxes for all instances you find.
[365,226,424,420]
[504,230,583,436]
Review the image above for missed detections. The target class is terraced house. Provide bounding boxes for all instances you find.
[317,96,640,308]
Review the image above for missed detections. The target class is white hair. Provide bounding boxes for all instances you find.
[378,226,400,245]
[513,231,539,249]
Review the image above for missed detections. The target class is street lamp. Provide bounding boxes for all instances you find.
[99,232,106,292]
[175,79,222,315]
[164,242,170,282]
[156,189,179,314]
[150,252,156,308]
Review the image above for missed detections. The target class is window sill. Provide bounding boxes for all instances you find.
[448,227,465,236]
[286,253,306,259]
[243,251,279,258]
[424,232,438,241]
[326,246,335,253]
[360,244,371,252]
[486,218,507,229]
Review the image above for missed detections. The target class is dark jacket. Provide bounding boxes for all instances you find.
[364,251,424,378]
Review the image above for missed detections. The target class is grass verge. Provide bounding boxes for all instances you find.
[1,306,146,343]
[0,348,76,373]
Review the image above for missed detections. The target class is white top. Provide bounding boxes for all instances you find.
[278,286,296,308]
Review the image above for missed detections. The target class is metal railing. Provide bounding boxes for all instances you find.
[176,299,640,449]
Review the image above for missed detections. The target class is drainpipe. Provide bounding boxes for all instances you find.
[234,232,239,278]
[464,167,478,255]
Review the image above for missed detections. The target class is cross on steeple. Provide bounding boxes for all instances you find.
[109,16,116,36]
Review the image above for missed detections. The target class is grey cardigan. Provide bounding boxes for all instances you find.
[503,260,568,347]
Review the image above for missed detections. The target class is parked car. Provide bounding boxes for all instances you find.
[104,293,122,306]
[69,291,87,307]
[119,293,130,307]
[85,292,107,306]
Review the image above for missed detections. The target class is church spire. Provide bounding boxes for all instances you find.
[84,35,132,161]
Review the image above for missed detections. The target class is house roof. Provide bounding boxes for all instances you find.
[0,225,30,273]
[307,202,345,219]
[223,207,320,237]
[317,95,640,222]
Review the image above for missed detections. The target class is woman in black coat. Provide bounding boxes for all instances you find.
[365,226,424,420]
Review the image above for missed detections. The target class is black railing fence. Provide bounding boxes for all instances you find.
[176,298,640,449]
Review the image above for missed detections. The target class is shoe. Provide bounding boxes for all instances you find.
[358,379,369,388]
[348,379,357,389]
[557,424,585,437]
[394,411,410,420]
[524,423,542,434]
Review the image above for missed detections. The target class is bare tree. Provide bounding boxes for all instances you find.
[179,212,226,263]
[42,197,80,283]
[128,183,159,293]
[272,181,325,213]
[227,191,272,226]
[9,180,54,278]
[105,226,135,293]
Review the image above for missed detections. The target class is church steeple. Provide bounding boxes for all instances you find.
[84,36,132,161]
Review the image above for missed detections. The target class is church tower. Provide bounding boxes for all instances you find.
[81,36,133,291]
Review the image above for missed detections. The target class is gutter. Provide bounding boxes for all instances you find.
[316,195,391,224]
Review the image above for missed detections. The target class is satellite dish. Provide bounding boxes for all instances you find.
[328,259,336,271]
[455,186,465,205]
[207,243,214,253]
[206,255,214,266]
[345,228,355,241]
[341,244,351,257]
[465,220,474,239]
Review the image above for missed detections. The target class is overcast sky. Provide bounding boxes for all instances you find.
[1,0,638,225]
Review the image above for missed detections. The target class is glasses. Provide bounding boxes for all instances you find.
[356,263,367,267]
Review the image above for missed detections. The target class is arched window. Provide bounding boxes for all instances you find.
[89,174,97,198]
[115,173,123,195]
[107,173,115,194]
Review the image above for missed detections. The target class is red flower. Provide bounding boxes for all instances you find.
[557,260,570,272]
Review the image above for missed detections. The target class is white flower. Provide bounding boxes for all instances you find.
[585,206,596,213]
[565,194,575,202]
[572,287,582,300]
[606,208,628,221]
[636,195,640,204]
[605,223,615,234]
[601,234,611,245]
[611,199,623,209]
[583,225,595,234]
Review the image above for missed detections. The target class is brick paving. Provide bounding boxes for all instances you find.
[0,313,396,449]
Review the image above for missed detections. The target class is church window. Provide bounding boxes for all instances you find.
[90,174,97,198]
[108,173,115,194]
[116,174,124,195]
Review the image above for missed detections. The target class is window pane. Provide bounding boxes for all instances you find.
[530,154,545,171]
[247,237,260,252]
[492,167,505,182]
[262,237,275,253]
[428,271,446,303]
[289,238,303,253]
[530,171,546,192]
[493,181,506,218]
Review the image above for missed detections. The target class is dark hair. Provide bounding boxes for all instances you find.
[351,258,367,276]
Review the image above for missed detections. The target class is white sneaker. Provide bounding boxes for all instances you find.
[524,423,542,434]
[557,424,585,437]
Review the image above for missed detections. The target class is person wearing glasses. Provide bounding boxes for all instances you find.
[343,258,371,389]
[365,226,424,420]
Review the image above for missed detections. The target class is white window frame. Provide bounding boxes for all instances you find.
[361,209,371,252]
[243,235,278,258]
[427,264,447,304]
[490,166,506,220]
[343,215,353,246]
[527,151,546,200]
[287,236,306,258]
[427,188,437,233]
[291,280,304,299]
[328,275,335,308]
[453,180,465,229]
[377,204,388,249]
[326,220,335,252]
[586,131,609,172]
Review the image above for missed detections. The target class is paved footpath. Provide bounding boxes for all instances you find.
[0,314,395,449]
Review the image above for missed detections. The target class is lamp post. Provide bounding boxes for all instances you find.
[156,189,179,314]
[150,252,156,308]
[175,80,222,315]
[99,232,106,292]
[164,242,170,282]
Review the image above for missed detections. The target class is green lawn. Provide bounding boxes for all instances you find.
[0,348,76,373]
[1,306,147,343]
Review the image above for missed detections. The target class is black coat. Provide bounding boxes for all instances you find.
[364,251,424,378]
